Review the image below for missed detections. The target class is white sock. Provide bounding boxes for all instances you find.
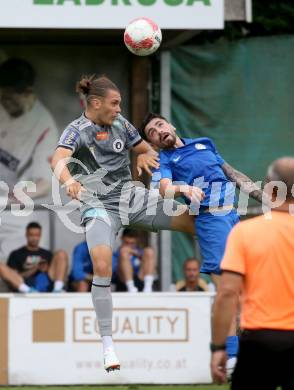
[143,275,154,292]
[102,336,114,352]
[53,280,64,291]
[126,279,136,292]
[18,283,30,293]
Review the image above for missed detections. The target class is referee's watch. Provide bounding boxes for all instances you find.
[210,342,226,352]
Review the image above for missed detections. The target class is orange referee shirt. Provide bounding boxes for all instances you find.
[221,211,294,330]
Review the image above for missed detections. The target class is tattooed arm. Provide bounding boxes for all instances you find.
[222,162,264,203]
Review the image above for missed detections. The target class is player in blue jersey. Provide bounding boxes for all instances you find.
[139,112,265,371]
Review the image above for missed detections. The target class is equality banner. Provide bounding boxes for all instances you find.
[1,292,214,384]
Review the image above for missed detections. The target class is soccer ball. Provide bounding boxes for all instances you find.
[124,17,162,56]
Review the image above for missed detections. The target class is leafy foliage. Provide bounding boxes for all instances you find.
[186,0,294,44]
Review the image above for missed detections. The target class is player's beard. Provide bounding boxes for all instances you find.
[160,133,176,149]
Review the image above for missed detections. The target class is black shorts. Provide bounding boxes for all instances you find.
[231,329,294,390]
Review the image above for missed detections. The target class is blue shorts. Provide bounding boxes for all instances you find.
[195,209,240,275]
[26,272,54,292]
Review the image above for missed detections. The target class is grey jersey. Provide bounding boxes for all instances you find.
[57,113,142,213]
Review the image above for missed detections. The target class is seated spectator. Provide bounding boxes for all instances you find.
[69,229,156,293]
[176,257,208,292]
[113,228,156,293]
[69,241,93,292]
[0,221,68,292]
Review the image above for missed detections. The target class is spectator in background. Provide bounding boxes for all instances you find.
[176,257,208,292]
[70,229,156,293]
[112,228,156,293]
[0,58,59,263]
[69,240,93,292]
[0,222,68,292]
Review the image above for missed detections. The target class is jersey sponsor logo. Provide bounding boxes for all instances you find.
[63,129,79,146]
[0,147,20,172]
[96,131,109,141]
[173,156,181,163]
[113,138,124,152]
[195,143,206,150]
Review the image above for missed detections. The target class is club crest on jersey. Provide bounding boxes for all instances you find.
[195,143,206,150]
[113,138,124,152]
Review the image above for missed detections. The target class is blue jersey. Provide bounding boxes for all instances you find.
[69,241,93,282]
[158,137,235,208]
[112,246,143,275]
[70,241,143,281]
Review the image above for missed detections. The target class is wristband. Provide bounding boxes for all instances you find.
[210,342,226,352]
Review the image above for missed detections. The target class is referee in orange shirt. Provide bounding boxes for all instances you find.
[210,157,294,390]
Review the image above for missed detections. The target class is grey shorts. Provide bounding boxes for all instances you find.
[84,186,181,251]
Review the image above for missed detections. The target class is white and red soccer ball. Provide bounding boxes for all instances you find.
[124,17,162,56]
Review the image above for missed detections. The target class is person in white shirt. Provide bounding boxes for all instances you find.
[0,58,59,263]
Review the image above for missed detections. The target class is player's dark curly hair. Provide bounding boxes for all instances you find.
[76,74,119,103]
[138,112,168,141]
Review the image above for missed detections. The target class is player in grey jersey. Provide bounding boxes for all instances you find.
[51,75,203,372]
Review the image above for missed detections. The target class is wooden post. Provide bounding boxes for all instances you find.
[130,56,151,247]
[130,56,150,182]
